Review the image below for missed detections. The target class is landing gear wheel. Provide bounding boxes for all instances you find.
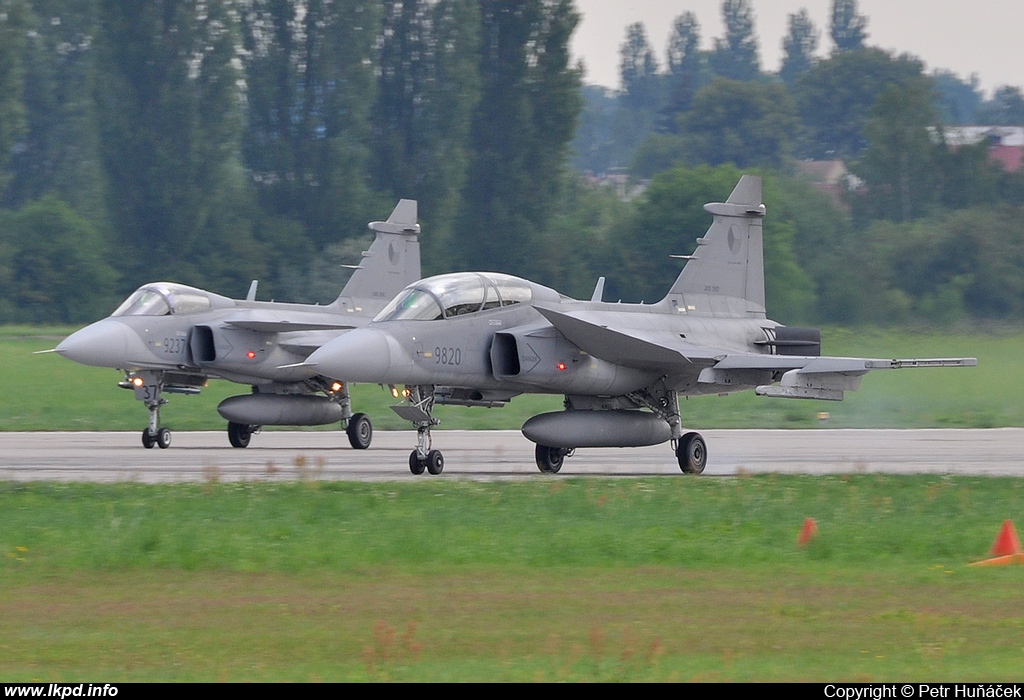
[346,413,372,450]
[426,450,444,475]
[409,450,426,475]
[142,429,156,449]
[227,422,252,448]
[535,444,565,474]
[676,432,707,474]
[156,428,172,449]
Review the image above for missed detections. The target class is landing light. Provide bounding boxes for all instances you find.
[390,385,400,398]
[331,382,343,393]
[131,376,145,387]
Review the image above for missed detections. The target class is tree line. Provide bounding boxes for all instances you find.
[0,0,581,322]
[571,0,1024,325]
[2,0,1023,327]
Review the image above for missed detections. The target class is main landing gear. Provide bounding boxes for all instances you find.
[392,386,444,476]
[346,412,373,450]
[675,431,707,474]
[227,421,255,448]
[529,386,708,475]
[535,445,572,474]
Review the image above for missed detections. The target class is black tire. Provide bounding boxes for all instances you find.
[535,444,564,474]
[676,432,707,474]
[426,449,444,475]
[156,428,172,449]
[409,450,426,475]
[142,429,156,449]
[227,422,252,448]
[346,413,372,450]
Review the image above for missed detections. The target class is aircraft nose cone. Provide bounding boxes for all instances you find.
[307,328,394,383]
[56,319,132,368]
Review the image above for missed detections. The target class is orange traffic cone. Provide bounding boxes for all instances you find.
[798,518,818,547]
[991,520,1022,557]
[969,520,1024,566]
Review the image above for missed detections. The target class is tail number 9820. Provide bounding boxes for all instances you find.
[434,347,462,366]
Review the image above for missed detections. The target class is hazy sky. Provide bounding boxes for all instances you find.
[572,0,1023,97]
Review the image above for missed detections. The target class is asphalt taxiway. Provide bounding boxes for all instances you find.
[0,429,1020,482]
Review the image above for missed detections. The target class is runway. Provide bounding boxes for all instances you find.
[0,428,1021,482]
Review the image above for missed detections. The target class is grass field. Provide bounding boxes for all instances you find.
[2,477,1024,681]
[3,325,1022,681]
[2,324,1020,432]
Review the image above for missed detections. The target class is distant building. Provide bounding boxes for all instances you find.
[582,167,649,201]
[941,126,1024,172]
[795,160,862,210]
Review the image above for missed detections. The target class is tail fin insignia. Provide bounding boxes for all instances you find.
[664,175,766,318]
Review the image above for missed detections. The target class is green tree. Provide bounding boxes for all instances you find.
[0,196,118,323]
[95,0,252,288]
[779,9,817,86]
[662,12,702,127]
[861,207,1024,321]
[976,86,1024,125]
[793,48,931,159]
[932,70,983,125]
[619,22,659,111]
[7,0,107,220]
[571,85,620,173]
[0,0,27,194]
[830,0,868,52]
[453,0,582,275]
[681,79,799,170]
[853,82,941,222]
[371,0,480,266]
[240,0,383,252]
[709,0,760,82]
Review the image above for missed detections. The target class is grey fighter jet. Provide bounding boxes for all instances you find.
[304,176,976,475]
[54,200,421,450]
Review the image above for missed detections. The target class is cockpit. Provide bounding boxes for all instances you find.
[111,283,214,317]
[375,272,533,322]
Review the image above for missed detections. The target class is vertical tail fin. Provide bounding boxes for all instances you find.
[662,175,766,318]
[333,199,422,312]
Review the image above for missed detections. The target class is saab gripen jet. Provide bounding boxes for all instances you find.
[53,200,421,450]
[303,176,976,476]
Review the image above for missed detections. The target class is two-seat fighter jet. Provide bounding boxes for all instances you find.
[303,176,976,475]
[54,200,421,450]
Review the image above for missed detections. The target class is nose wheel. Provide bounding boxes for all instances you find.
[409,448,444,475]
[133,372,171,449]
[142,427,171,449]
[393,386,444,476]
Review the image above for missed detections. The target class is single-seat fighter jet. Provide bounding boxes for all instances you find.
[54,200,421,450]
[304,176,976,475]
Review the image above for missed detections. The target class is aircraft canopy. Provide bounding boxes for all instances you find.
[375,272,532,322]
[112,283,213,317]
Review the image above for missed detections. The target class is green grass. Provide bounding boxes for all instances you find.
[2,477,1024,681]
[3,325,1019,431]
